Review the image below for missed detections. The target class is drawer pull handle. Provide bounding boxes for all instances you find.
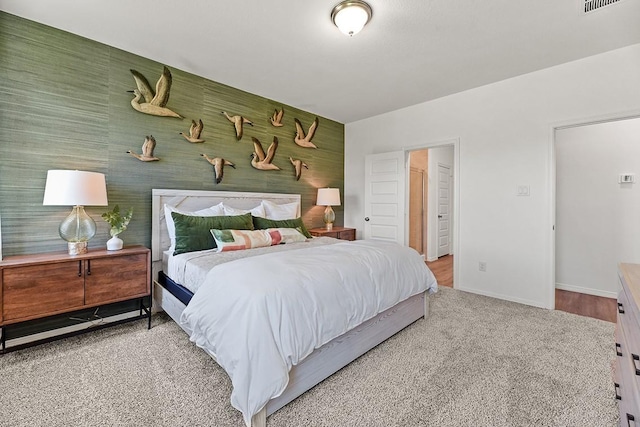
[78,261,82,277]
[86,260,91,276]
[615,382,622,400]
[628,413,636,427]
[619,302,625,314]
[633,354,640,376]
[617,343,623,357]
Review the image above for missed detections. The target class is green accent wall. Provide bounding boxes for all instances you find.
[0,13,344,256]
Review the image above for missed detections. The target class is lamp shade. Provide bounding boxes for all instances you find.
[331,0,372,37]
[316,188,341,206]
[43,170,108,206]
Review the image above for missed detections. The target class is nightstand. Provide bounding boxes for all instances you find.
[309,227,356,241]
[0,245,151,353]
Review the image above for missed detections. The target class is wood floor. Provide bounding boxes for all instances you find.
[555,289,616,323]
[426,255,453,287]
[425,255,616,322]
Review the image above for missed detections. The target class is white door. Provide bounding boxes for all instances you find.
[364,151,405,244]
[437,164,451,256]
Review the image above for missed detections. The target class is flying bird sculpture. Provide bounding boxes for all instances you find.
[128,66,182,118]
[289,157,308,181]
[294,117,319,148]
[222,111,253,140]
[270,108,284,127]
[180,119,205,143]
[250,137,280,171]
[201,154,235,184]
[127,135,160,162]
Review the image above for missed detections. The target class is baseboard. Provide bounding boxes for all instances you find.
[555,282,617,299]
[426,256,438,262]
[455,286,549,309]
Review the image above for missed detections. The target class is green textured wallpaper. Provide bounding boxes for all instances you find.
[0,13,344,256]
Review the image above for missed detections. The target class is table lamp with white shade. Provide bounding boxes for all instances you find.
[43,170,108,255]
[316,188,341,231]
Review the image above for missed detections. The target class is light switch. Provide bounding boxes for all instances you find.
[619,174,635,184]
[516,185,530,196]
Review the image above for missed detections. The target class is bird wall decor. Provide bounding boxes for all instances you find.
[250,137,281,171]
[289,157,308,181]
[180,119,205,143]
[128,66,182,118]
[127,135,160,162]
[294,117,319,148]
[270,108,284,127]
[201,154,235,184]
[222,111,253,140]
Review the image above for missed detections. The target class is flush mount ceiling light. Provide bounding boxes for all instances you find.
[331,0,372,37]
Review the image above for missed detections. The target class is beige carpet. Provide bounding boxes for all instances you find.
[0,288,618,426]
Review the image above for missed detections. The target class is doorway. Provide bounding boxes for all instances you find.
[408,145,455,288]
[554,116,640,313]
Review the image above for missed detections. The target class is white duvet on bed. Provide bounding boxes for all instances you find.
[180,239,437,426]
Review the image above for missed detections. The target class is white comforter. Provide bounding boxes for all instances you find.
[180,239,437,425]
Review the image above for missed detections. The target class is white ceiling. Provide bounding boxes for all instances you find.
[2,0,639,123]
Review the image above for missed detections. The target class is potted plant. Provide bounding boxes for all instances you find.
[102,205,133,251]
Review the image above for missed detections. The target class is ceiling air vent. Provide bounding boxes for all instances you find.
[584,0,622,13]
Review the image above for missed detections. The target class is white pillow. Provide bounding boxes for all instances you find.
[164,203,224,248]
[222,203,266,218]
[261,199,299,220]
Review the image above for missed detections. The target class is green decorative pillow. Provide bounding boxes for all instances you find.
[252,216,312,238]
[172,212,253,255]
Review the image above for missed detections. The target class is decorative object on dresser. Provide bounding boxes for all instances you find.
[294,117,319,148]
[616,263,640,425]
[251,137,281,171]
[127,135,160,162]
[316,187,341,230]
[270,108,284,127]
[180,119,205,143]
[0,245,151,353]
[309,226,355,241]
[221,111,253,140]
[101,205,133,251]
[42,170,109,255]
[289,157,308,181]
[200,154,235,184]
[129,66,182,118]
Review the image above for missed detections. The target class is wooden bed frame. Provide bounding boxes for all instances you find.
[151,189,430,427]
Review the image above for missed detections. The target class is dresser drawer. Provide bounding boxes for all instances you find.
[616,330,640,426]
[618,290,640,361]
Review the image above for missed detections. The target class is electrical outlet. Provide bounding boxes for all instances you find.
[479,262,487,272]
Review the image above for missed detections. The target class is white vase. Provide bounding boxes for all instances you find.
[107,235,123,251]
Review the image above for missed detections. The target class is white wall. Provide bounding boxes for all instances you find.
[344,43,640,309]
[556,118,640,298]
[426,145,454,261]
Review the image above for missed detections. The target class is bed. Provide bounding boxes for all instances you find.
[151,189,437,427]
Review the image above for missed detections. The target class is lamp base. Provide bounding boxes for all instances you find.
[323,205,336,232]
[68,241,88,256]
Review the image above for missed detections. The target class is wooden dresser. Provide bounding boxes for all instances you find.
[0,245,151,352]
[616,263,640,425]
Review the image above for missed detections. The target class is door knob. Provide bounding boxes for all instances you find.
[364,217,370,221]
[438,215,443,219]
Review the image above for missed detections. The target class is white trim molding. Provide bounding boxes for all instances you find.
[555,282,617,299]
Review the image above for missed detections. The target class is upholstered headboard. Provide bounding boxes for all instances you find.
[151,189,301,280]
